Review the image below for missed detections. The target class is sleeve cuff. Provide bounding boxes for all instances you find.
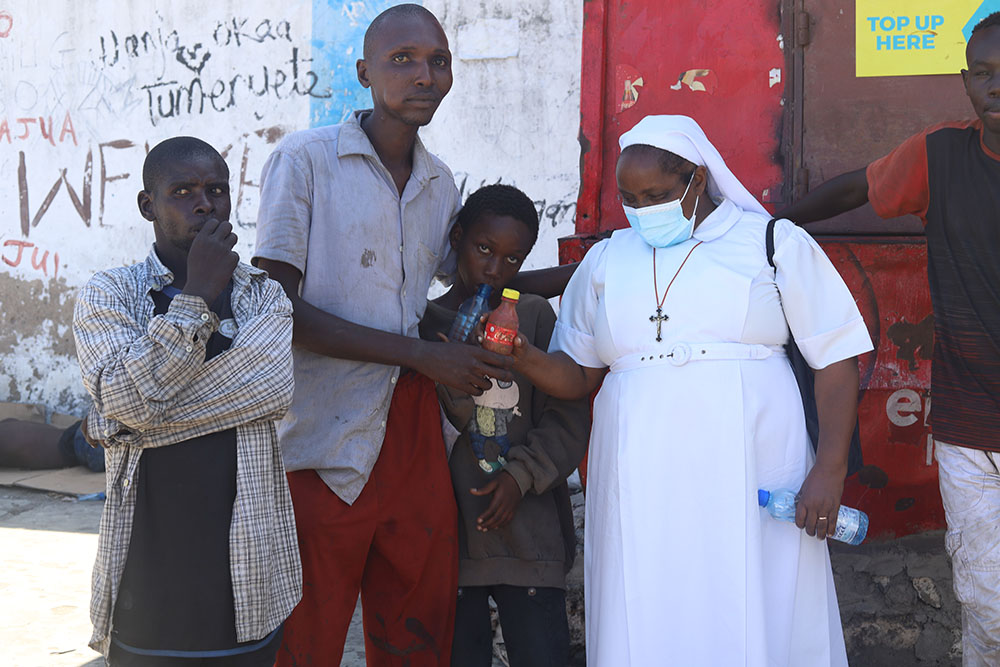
[796,316,874,370]
[88,407,137,447]
[549,321,604,369]
[165,293,220,338]
[503,461,532,497]
[251,249,307,276]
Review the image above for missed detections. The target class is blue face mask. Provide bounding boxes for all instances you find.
[622,173,698,248]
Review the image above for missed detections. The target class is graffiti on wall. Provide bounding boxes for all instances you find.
[0,1,585,418]
[454,171,578,230]
[96,17,331,126]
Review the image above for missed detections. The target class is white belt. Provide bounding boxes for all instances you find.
[610,342,785,374]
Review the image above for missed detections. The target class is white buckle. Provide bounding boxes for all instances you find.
[667,343,691,366]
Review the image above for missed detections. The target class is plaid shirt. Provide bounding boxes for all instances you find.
[73,248,301,655]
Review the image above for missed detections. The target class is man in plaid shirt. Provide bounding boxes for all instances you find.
[73,136,301,665]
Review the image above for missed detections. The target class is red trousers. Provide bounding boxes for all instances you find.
[276,373,458,667]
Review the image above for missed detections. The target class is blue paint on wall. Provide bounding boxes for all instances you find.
[964,1,1000,42]
[310,1,421,127]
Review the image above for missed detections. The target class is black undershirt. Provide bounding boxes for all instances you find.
[112,285,240,653]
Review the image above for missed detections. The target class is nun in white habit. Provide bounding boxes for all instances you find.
[510,115,873,665]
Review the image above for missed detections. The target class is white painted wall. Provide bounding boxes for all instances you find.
[0,1,583,414]
[422,0,583,272]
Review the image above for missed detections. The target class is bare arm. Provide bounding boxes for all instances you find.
[510,335,606,400]
[508,262,579,299]
[795,357,859,539]
[775,168,870,224]
[259,259,511,395]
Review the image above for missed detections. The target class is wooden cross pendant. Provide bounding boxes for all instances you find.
[650,307,668,342]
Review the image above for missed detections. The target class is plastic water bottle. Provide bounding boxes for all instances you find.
[448,284,493,343]
[758,488,869,545]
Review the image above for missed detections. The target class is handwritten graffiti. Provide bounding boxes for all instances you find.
[535,198,577,229]
[77,67,146,119]
[140,47,329,126]
[0,11,11,39]
[17,143,115,236]
[212,18,293,47]
[218,125,288,228]
[0,111,77,146]
[455,172,578,230]
[99,27,182,69]
[13,125,284,236]
[2,240,60,278]
[99,19,293,68]
[97,17,324,127]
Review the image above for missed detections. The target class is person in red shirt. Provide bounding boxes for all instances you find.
[777,13,1000,665]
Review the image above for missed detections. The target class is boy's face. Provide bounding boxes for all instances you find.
[963,25,1000,136]
[139,153,231,255]
[357,13,452,127]
[451,214,534,296]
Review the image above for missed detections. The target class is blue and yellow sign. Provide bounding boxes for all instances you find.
[856,0,1000,77]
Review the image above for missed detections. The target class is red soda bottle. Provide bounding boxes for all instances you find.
[482,288,520,354]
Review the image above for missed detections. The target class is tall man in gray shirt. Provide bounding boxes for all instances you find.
[253,6,514,665]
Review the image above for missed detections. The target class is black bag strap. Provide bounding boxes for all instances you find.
[766,218,777,269]
[764,216,864,476]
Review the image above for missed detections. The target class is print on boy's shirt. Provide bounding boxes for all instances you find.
[468,378,522,474]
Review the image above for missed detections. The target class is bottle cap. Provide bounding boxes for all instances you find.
[757,489,769,507]
[502,288,520,301]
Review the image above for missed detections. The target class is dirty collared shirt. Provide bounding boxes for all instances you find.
[73,248,301,655]
[253,110,458,504]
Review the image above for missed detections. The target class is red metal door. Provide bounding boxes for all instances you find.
[577,0,786,236]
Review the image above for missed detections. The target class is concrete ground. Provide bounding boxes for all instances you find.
[0,486,375,667]
[2,478,963,666]
[1,486,104,667]
[0,485,509,667]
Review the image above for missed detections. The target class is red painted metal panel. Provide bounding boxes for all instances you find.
[828,239,941,539]
[579,0,786,234]
[576,0,608,237]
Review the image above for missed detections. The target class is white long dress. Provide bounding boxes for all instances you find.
[551,200,873,666]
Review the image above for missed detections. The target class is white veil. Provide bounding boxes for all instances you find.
[618,115,769,216]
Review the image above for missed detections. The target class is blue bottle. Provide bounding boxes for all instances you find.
[448,284,493,343]
[757,488,869,545]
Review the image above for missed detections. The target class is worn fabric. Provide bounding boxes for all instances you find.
[73,248,301,655]
[276,372,458,667]
[419,296,590,590]
[551,204,872,666]
[935,441,1000,667]
[866,119,1000,451]
[252,110,460,504]
[451,585,570,667]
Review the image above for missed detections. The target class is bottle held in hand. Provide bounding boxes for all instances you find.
[482,288,520,355]
[448,284,493,343]
[758,488,869,545]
